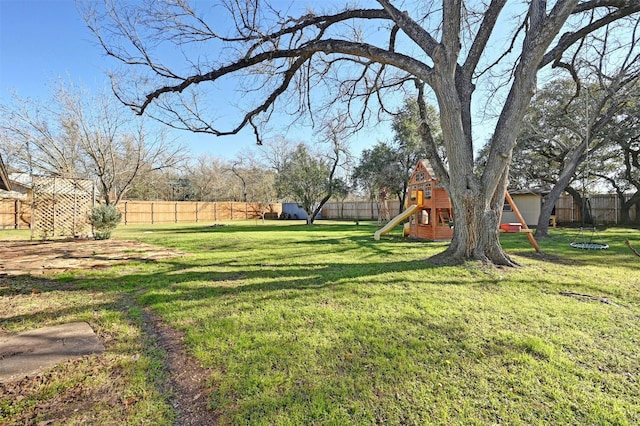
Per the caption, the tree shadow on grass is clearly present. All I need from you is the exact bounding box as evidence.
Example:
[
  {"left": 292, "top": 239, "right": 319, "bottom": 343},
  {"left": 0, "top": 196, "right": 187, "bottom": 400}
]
[
  {"left": 4, "top": 247, "right": 634, "bottom": 424},
  {"left": 0, "top": 253, "right": 462, "bottom": 327},
  {"left": 134, "top": 222, "right": 371, "bottom": 235},
  {"left": 511, "top": 251, "right": 583, "bottom": 266}
]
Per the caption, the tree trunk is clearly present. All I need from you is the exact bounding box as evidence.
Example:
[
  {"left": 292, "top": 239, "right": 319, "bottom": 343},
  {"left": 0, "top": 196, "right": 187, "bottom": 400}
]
[
  {"left": 433, "top": 190, "right": 514, "bottom": 266},
  {"left": 621, "top": 192, "right": 640, "bottom": 225},
  {"left": 565, "top": 187, "right": 593, "bottom": 224},
  {"left": 399, "top": 180, "right": 410, "bottom": 215},
  {"left": 535, "top": 194, "right": 554, "bottom": 239},
  {"left": 536, "top": 185, "right": 567, "bottom": 239},
  {"left": 431, "top": 169, "right": 515, "bottom": 266},
  {"left": 619, "top": 193, "right": 631, "bottom": 224},
  {"left": 535, "top": 136, "right": 589, "bottom": 237},
  {"left": 399, "top": 190, "right": 407, "bottom": 215},
  {"left": 307, "top": 192, "right": 333, "bottom": 225}
]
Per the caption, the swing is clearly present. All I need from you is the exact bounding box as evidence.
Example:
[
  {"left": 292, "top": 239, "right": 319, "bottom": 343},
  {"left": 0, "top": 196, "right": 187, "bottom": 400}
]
[
  {"left": 569, "top": 200, "right": 608, "bottom": 250},
  {"left": 567, "top": 93, "right": 609, "bottom": 251},
  {"left": 570, "top": 227, "right": 609, "bottom": 250}
]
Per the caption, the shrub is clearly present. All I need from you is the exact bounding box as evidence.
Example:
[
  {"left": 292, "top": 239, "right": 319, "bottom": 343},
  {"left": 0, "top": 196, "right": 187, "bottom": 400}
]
[{"left": 88, "top": 204, "right": 122, "bottom": 240}]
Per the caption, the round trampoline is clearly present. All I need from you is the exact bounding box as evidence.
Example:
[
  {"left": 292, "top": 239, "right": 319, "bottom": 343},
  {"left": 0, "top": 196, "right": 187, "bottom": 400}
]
[{"left": 569, "top": 242, "right": 609, "bottom": 250}]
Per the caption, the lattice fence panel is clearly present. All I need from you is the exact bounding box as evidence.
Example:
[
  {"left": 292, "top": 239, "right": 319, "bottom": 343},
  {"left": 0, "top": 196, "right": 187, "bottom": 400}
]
[{"left": 31, "top": 176, "right": 95, "bottom": 239}]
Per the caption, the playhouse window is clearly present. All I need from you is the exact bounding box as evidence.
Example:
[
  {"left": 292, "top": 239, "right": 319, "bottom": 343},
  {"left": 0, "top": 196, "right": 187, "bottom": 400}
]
[
  {"left": 503, "top": 201, "right": 512, "bottom": 212},
  {"left": 424, "top": 183, "right": 432, "bottom": 198}
]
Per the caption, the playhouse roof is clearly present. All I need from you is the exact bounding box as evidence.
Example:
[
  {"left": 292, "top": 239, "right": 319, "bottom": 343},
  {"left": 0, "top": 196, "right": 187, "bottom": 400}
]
[{"left": 409, "top": 159, "right": 437, "bottom": 183}]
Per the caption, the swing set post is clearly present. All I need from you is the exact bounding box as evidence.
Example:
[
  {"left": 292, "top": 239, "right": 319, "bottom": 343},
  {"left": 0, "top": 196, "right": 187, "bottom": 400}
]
[{"left": 504, "top": 192, "right": 540, "bottom": 253}]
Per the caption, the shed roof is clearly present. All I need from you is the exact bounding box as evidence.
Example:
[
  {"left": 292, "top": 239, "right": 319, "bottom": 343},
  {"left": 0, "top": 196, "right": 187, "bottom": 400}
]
[
  {"left": 8, "top": 173, "right": 32, "bottom": 188},
  {"left": 0, "top": 155, "right": 10, "bottom": 191},
  {"left": 508, "top": 188, "right": 549, "bottom": 196}
]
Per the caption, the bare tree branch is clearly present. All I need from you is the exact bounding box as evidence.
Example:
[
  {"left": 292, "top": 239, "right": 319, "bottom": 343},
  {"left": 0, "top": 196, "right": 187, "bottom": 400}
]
[
  {"left": 377, "top": 0, "right": 440, "bottom": 57},
  {"left": 541, "top": 2, "right": 640, "bottom": 68},
  {"left": 461, "top": 0, "right": 507, "bottom": 78}
]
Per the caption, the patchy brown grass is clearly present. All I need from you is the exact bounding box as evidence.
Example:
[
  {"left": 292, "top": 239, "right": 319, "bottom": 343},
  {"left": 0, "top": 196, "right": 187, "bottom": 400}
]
[
  {"left": 0, "top": 238, "right": 217, "bottom": 425},
  {"left": 0, "top": 238, "right": 185, "bottom": 276}
]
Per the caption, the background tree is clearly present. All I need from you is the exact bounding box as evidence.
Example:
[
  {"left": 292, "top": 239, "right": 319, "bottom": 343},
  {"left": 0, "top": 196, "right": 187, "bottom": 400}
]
[
  {"left": 353, "top": 142, "right": 402, "bottom": 202},
  {"left": 276, "top": 135, "right": 348, "bottom": 225},
  {"left": 84, "top": 0, "right": 640, "bottom": 265},
  {"left": 594, "top": 85, "right": 640, "bottom": 224},
  {"left": 503, "top": 79, "right": 609, "bottom": 229},
  {"left": 245, "top": 166, "right": 279, "bottom": 221},
  {"left": 124, "top": 165, "right": 175, "bottom": 200},
  {"left": 228, "top": 151, "right": 279, "bottom": 217},
  {"left": 534, "top": 40, "right": 639, "bottom": 236},
  {"left": 507, "top": 37, "right": 639, "bottom": 238},
  {"left": 0, "top": 82, "right": 186, "bottom": 205},
  {"left": 259, "top": 137, "right": 296, "bottom": 175},
  {"left": 184, "top": 154, "right": 235, "bottom": 201},
  {"left": 353, "top": 98, "right": 439, "bottom": 213}
]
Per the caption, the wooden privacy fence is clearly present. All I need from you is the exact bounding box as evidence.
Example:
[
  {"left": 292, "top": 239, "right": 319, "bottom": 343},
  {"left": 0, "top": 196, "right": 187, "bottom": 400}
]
[
  {"left": 321, "top": 200, "right": 402, "bottom": 221},
  {"left": 554, "top": 194, "right": 637, "bottom": 224},
  {"left": 117, "top": 201, "right": 281, "bottom": 225},
  {"left": 2, "top": 195, "right": 636, "bottom": 228},
  {"left": 0, "top": 200, "right": 282, "bottom": 229},
  {"left": 322, "top": 194, "right": 637, "bottom": 225},
  {"left": 0, "top": 199, "right": 30, "bottom": 229}
]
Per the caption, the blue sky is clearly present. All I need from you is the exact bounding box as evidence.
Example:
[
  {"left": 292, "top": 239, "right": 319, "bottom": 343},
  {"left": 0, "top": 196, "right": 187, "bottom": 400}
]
[
  {"left": 0, "top": 0, "right": 392, "bottom": 161},
  {"left": 0, "top": 1, "right": 106, "bottom": 97}
]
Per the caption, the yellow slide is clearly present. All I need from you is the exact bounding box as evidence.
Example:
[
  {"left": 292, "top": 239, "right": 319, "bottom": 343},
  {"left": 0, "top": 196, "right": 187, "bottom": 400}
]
[{"left": 374, "top": 204, "right": 419, "bottom": 240}]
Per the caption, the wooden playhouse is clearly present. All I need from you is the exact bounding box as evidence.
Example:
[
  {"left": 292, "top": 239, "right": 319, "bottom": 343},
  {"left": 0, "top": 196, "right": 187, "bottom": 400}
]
[{"left": 406, "top": 159, "right": 454, "bottom": 241}]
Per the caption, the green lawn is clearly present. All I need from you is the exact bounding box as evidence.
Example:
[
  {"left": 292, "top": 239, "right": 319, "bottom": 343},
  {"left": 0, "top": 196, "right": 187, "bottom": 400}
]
[{"left": 2, "top": 221, "right": 640, "bottom": 425}]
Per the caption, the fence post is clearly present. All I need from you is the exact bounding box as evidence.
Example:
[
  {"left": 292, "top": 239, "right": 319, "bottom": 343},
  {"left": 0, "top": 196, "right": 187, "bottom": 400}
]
[
  {"left": 214, "top": 202, "right": 217, "bottom": 221},
  {"left": 245, "top": 202, "right": 248, "bottom": 219},
  {"left": 195, "top": 202, "right": 199, "bottom": 223},
  {"left": 571, "top": 201, "right": 574, "bottom": 223},
  {"left": 175, "top": 202, "right": 178, "bottom": 223},
  {"left": 52, "top": 177, "right": 57, "bottom": 235},
  {"left": 151, "top": 202, "right": 155, "bottom": 224},
  {"left": 124, "top": 201, "right": 128, "bottom": 225},
  {"left": 14, "top": 199, "right": 19, "bottom": 229},
  {"left": 231, "top": 202, "right": 234, "bottom": 220}
]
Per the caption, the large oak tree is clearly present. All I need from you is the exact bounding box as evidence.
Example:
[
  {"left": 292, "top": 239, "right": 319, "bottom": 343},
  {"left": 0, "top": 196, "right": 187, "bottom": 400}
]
[
  {"left": 84, "top": 0, "right": 640, "bottom": 265},
  {"left": 596, "top": 83, "right": 640, "bottom": 224}
]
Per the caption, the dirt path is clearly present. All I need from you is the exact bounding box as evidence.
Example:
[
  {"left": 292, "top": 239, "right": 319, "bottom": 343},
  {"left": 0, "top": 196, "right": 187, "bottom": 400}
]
[{"left": 140, "top": 308, "right": 219, "bottom": 425}]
